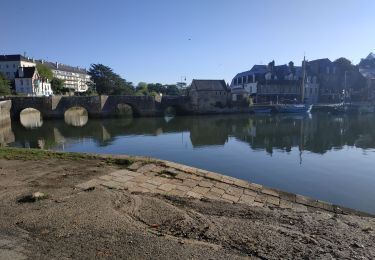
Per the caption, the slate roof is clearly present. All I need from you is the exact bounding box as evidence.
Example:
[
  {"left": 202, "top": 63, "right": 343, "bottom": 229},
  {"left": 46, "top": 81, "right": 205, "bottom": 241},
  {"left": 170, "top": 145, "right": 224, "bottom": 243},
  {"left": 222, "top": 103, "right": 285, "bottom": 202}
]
[
  {"left": 35, "top": 60, "right": 87, "bottom": 74},
  {"left": 0, "top": 54, "right": 33, "bottom": 62},
  {"left": 359, "top": 68, "right": 375, "bottom": 79},
  {"left": 15, "top": 67, "right": 37, "bottom": 79},
  {"left": 191, "top": 80, "right": 228, "bottom": 91},
  {"left": 366, "top": 52, "right": 375, "bottom": 60}
]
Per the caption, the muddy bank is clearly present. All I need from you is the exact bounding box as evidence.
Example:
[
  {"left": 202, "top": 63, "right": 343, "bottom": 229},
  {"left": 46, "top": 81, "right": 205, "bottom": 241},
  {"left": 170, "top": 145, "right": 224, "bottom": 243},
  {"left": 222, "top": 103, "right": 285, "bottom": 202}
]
[{"left": 0, "top": 150, "right": 374, "bottom": 259}]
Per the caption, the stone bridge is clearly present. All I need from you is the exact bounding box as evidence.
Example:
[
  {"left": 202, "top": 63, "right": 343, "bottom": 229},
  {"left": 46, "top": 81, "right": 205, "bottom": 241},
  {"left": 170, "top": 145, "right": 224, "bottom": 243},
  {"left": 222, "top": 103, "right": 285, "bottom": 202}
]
[{"left": 0, "top": 95, "right": 192, "bottom": 119}]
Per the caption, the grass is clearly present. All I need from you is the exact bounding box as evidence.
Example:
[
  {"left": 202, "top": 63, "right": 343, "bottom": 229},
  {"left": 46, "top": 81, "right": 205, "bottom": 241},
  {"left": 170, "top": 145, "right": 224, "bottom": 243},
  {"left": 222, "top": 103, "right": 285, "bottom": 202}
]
[{"left": 0, "top": 147, "right": 134, "bottom": 167}]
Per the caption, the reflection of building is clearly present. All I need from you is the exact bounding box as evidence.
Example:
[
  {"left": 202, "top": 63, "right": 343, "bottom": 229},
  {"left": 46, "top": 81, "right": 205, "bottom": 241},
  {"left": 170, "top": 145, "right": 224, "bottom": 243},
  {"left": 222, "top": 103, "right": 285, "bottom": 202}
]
[
  {"left": 0, "top": 118, "right": 15, "bottom": 146},
  {"left": 15, "top": 67, "right": 52, "bottom": 96},
  {"left": 188, "top": 80, "right": 230, "bottom": 110}
]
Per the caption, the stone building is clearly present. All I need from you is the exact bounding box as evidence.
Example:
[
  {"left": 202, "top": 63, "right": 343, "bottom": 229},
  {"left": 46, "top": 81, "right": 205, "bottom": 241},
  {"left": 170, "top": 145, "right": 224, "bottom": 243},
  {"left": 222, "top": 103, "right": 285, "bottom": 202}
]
[
  {"left": 188, "top": 80, "right": 229, "bottom": 111},
  {"left": 231, "top": 61, "right": 319, "bottom": 104},
  {"left": 14, "top": 67, "right": 53, "bottom": 96},
  {"left": 359, "top": 52, "right": 375, "bottom": 101}
]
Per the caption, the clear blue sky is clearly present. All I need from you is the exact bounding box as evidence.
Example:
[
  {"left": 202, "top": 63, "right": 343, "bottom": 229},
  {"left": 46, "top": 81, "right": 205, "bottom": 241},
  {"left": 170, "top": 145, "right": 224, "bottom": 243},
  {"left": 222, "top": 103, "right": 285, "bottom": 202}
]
[{"left": 1, "top": 0, "right": 374, "bottom": 85}]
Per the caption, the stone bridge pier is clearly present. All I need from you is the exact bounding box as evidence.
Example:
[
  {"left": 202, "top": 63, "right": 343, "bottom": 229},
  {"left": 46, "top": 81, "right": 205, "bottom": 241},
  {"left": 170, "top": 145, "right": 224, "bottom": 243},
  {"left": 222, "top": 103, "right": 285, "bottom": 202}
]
[{"left": 0, "top": 95, "right": 192, "bottom": 120}]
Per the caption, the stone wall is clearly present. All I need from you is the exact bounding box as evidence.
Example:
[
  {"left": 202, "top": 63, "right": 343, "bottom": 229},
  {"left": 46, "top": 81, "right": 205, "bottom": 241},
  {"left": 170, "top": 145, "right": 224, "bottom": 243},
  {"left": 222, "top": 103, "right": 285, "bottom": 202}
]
[{"left": 0, "top": 100, "right": 11, "bottom": 123}]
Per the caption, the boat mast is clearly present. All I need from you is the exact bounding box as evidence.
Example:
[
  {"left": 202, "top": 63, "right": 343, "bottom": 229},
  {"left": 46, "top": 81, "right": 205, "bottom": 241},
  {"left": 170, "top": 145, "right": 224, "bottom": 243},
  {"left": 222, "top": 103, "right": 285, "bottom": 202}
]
[{"left": 301, "top": 56, "right": 306, "bottom": 103}]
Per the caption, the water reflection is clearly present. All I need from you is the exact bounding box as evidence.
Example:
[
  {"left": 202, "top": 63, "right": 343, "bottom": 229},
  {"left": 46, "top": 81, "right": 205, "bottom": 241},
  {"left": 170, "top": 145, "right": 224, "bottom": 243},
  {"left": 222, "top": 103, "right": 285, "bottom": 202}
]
[
  {"left": 0, "top": 118, "right": 14, "bottom": 146},
  {"left": 64, "top": 107, "right": 89, "bottom": 127},
  {"left": 7, "top": 112, "right": 375, "bottom": 153},
  {"left": 20, "top": 108, "right": 43, "bottom": 129}
]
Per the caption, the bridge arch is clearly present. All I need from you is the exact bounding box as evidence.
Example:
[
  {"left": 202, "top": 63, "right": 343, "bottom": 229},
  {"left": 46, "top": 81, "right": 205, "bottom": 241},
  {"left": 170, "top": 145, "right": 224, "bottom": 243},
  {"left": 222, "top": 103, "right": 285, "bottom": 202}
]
[
  {"left": 113, "top": 102, "right": 139, "bottom": 117},
  {"left": 64, "top": 106, "right": 89, "bottom": 127},
  {"left": 19, "top": 108, "right": 43, "bottom": 128}
]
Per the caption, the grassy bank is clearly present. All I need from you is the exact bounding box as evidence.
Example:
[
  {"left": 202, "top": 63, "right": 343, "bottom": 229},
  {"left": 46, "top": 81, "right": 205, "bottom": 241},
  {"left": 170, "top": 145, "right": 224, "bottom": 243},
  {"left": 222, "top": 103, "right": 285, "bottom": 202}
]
[{"left": 0, "top": 147, "right": 134, "bottom": 167}]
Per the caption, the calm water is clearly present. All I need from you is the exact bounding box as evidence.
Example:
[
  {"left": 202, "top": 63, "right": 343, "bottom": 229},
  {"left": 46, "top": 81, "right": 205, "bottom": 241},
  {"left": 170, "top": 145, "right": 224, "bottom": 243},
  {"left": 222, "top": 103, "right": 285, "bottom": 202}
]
[{"left": 2, "top": 108, "right": 375, "bottom": 213}]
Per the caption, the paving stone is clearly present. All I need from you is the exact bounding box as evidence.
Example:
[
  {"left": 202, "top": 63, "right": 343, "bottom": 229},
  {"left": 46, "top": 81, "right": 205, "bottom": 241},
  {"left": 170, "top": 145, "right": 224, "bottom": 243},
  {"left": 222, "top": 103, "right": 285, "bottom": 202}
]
[
  {"left": 222, "top": 193, "right": 240, "bottom": 203},
  {"left": 214, "top": 182, "right": 231, "bottom": 190},
  {"left": 234, "top": 179, "right": 251, "bottom": 189},
  {"left": 296, "top": 195, "right": 319, "bottom": 207},
  {"left": 261, "top": 188, "right": 280, "bottom": 197},
  {"left": 124, "top": 171, "right": 142, "bottom": 177},
  {"left": 279, "top": 191, "right": 296, "bottom": 202},
  {"left": 239, "top": 194, "right": 255, "bottom": 205},
  {"left": 190, "top": 175, "right": 203, "bottom": 181},
  {"left": 210, "top": 187, "right": 225, "bottom": 195},
  {"left": 205, "top": 171, "right": 223, "bottom": 181},
  {"left": 112, "top": 175, "right": 134, "bottom": 183},
  {"left": 175, "top": 185, "right": 191, "bottom": 192},
  {"left": 251, "top": 201, "right": 264, "bottom": 207},
  {"left": 109, "top": 170, "right": 127, "bottom": 177},
  {"left": 175, "top": 172, "right": 191, "bottom": 180},
  {"left": 266, "top": 196, "right": 280, "bottom": 206},
  {"left": 198, "top": 181, "right": 214, "bottom": 188},
  {"left": 139, "top": 182, "right": 158, "bottom": 190},
  {"left": 120, "top": 181, "right": 138, "bottom": 189},
  {"left": 167, "top": 189, "right": 187, "bottom": 197},
  {"left": 255, "top": 194, "right": 267, "bottom": 203},
  {"left": 244, "top": 189, "right": 258, "bottom": 197},
  {"left": 191, "top": 186, "right": 210, "bottom": 195},
  {"left": 203, "top": 192, "right": 222, "bottom": 200},
  {"left": 186, "top": 191, "right": 203, "bottom": 199},
  {"left": 137, "top": 164, "right": 157, "bottom": 173},
  {"left": 280, "top": 199, "right": 294, "bottom": 209},
  {"left": 226, "top": 186, "right": 244, "bottom": 197},
  {"left": 292, "top": 203, "right": 308, "bottom": 212},
  {"left": 101, "top": 180, "right": 124, "bottom": 190},
  {"left": 132, "top": 176, "right": 150, "bottom": 183},
  {"left": 128, "top": 186, "right": 150, "bottom": 193},
  {"left": 98, "top": 175, "right": 113, "bottom": 181},
  {"left": 146, "top": 178, "right": 163, "bottom": 186},
  {"left": 248, "top": 182, "right": 263, "bottom": 191},
  {"left": 221, "top": 176, "right": 236, "bottom": 184},
  {"left": 183, "top": 179, "right": 198, "bottom": 188},
  {"left": 158, "top": 183, "right": 177, "bottom": 192}
]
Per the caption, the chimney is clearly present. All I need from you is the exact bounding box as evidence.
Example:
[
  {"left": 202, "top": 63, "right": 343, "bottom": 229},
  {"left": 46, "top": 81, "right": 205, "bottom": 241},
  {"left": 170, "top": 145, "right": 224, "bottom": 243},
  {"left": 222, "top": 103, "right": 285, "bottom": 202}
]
[{"left": 19, "top": 67, "right": 24, "bottom": 78}]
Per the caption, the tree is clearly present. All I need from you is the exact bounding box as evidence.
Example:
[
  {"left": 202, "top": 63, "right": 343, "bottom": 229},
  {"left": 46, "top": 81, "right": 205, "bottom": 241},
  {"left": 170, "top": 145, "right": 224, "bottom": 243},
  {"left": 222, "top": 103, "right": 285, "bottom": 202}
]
[
  {"left": 51, "top": 77, "right": 68, "bottom": 95},
  {"left": 334, "top": 57, "right": 353, "bottom": 72},
  {"left": 88, "top": 64, "right": 134, "bottom": 95},
  {"left": 0, "top": 73, "right": 11, "bottom": 96},
  {"left": 36, "top": 64, "right": 53, "bottom": 81}
]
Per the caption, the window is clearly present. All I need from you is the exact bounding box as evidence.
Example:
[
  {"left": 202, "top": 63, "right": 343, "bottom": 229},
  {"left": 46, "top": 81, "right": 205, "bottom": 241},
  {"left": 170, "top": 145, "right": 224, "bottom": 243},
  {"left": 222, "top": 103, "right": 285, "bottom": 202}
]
[
  {"left": 21, "top": 79, "right": 23, "bottom": 85},
  {"left": 13, "top": 64, "right": 15, "bottom": 68},
  {"left": 6, "top": 64, "right": 9, "bottom": 68}
]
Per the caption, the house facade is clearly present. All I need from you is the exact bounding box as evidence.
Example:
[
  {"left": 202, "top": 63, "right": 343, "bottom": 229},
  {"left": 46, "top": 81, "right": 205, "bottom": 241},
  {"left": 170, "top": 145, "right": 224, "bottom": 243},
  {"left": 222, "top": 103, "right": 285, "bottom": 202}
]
[
  {"left": 231, "top": 61, "right": 320, "bottom": 104},
  {"left": 35, "top": 60, "right": 90, "bottom": 92},
  {"left": 359, "top": 52, "right": 375, "bottom": 101},
  {"left": 15, "top": 67, "right": 53, "bottom": 96},
  {"left": 0, "top": 55, "right": 35, "bottom": 80},
  {"left": 0, "top": 55, "right": 90, "bottom": 93},
  {"left": 188, "top": 80, "right": 229, "bottom": 110}
]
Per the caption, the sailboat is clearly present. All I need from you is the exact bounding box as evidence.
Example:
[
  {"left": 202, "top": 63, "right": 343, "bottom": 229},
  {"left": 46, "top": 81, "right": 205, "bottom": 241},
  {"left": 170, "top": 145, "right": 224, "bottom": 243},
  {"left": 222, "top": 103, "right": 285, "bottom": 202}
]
[{"left": 275, "top": 56, "right": 312, "bottom": 113}]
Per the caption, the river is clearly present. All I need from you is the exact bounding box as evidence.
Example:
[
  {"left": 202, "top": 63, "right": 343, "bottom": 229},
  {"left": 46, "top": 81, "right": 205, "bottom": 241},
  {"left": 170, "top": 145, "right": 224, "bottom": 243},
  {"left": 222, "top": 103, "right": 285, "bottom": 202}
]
[{"left": 2, "top": 108, "right": 375, "bottom": 213}]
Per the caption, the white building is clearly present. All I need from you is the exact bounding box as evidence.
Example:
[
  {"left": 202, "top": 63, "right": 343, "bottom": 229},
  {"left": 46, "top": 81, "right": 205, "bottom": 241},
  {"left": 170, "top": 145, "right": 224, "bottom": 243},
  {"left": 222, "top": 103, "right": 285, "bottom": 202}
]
[
  {"left": 15, "top": 67, "right": 53, "bottom": 96},
  {"left": 35, "top": 60, "right": 90, "bottom": 92},
  {"left": 0, "top": 54, "right": 90, "bottom": 93},
  {"left": 0, "top": 55, "right": 35, "bottom": 79}
]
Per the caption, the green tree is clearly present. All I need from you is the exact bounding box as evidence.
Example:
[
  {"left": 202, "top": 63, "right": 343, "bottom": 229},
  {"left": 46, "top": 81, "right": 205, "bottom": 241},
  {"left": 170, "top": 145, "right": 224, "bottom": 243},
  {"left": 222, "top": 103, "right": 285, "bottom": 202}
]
[
  {"left": 0, "top": 73, "right": 11, "bottom": 96},
  {"left": 36, "top": 64, "right": 53, "bottom": 81},
  {"left": 334, "top": 57, "right": 353, "bottom": 72},
  {"left": 51, "top": 77, "right": 68, "bottom": 95},
  {"left": 88, "top": 64, "right": 134, "bottom": 95}
]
